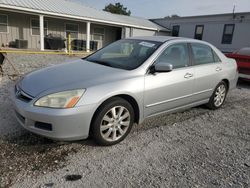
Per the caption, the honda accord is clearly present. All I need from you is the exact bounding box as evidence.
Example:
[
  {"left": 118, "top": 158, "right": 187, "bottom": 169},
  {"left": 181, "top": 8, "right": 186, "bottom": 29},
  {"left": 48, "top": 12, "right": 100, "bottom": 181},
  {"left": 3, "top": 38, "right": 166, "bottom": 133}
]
[{"left": 13, "top": 36, "right": 238, "bottom": 145}]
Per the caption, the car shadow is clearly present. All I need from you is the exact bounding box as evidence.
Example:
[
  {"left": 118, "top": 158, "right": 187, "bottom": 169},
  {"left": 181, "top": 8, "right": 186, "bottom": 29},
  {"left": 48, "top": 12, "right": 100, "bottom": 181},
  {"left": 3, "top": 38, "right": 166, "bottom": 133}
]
[{"left": 237, "top": 79, "right": 250, "bottom": 89}]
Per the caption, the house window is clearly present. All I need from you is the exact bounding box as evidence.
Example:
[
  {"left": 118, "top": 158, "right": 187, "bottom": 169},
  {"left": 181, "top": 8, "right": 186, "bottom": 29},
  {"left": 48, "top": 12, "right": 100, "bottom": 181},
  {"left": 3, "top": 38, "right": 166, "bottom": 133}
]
[
  {"left": 0, "top": 14, "right": 8, "bottom": 33},
  {"left": 66, "top": 23, "right": 79, "bottom": 39},
  {"left": 93, "top": 27, "right": 104, "bottom": 41},
  {"left": 222, "top": 24, "right": 235, "bottom": 44},
  {"left": 31, "top": 19, "right": 48, "bottom": 36},
  {"left": 194, "top": 25, "right": 204, "bottom": 40},
  {"left": 172, "top": 25, "right": 180, "bottom": 37}
]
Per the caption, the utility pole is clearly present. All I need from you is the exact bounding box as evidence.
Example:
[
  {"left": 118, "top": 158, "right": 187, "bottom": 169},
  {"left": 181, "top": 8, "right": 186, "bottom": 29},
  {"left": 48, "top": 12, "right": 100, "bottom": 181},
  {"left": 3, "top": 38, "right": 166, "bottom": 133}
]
[{"left": 233, "top": 5, "right": 236, "bottom": 19}]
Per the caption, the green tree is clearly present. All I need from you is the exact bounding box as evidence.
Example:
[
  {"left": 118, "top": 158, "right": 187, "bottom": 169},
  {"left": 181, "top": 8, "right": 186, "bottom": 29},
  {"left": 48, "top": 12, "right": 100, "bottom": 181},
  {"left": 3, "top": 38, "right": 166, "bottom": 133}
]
[
  {"left": 103, "top": 3, "right": 131, "bottom": 16},
  {"left": 165, "top": 14, "right": 180, "bottom": 18}
]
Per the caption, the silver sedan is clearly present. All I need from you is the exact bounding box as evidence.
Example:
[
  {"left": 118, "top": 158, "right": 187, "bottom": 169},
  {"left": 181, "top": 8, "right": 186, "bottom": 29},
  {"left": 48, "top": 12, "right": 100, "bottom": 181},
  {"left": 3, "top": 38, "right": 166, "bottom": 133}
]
[{"left": 13, "top": 36, "right": 238, "bottom": 145}]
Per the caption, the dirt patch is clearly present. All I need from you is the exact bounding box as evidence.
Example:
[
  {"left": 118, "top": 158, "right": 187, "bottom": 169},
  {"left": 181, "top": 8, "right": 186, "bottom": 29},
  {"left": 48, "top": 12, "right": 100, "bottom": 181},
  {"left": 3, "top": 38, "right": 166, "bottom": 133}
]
[
  {"left": 0, "top": 53, "right": 249, "bottom": 187},
  {"left": 0, "top": 53, "right": 80, "bottom": 187},
  {"left": 0, "top": 132, "right": 83, "bottom": 187}
]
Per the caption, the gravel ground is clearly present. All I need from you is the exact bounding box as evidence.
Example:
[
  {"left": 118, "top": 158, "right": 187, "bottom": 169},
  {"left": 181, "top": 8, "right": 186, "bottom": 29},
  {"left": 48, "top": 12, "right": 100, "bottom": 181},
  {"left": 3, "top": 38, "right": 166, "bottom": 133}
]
[{"left": 0, "top": 54, "right": 249, "bottom": 187}]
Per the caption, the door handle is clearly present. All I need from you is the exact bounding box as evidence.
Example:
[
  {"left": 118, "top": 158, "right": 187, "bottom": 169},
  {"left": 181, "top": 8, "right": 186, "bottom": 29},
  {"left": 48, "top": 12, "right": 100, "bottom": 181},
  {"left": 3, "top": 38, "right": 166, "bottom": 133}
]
[
  {"left": 184, "top": 73, "right": 193, "bottom": 79},
  {"left": 216, "top": 67, "right": 222, "bottom": 72}
]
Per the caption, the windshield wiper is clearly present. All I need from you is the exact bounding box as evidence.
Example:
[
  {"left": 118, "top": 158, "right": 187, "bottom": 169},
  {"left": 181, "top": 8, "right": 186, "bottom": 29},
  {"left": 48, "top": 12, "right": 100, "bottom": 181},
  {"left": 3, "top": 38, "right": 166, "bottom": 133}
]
[{"left": 87, "top": 59, "right": 113, "bottom": 68}]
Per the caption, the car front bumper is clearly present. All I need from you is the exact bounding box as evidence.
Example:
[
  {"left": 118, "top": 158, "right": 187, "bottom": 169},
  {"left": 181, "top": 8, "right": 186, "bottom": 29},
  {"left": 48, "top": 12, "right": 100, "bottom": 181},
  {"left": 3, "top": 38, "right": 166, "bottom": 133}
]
[
  {"left": 12, "top": 91, "right": 97, "bottom": 141},
  {"left": 239, "top": 73, "right": 250, "bottom": 79}
]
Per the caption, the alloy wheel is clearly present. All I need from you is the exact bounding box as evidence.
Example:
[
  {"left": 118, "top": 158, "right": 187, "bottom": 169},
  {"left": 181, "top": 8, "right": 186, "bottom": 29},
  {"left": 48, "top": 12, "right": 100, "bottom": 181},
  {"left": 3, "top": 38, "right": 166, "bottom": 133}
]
[
  {"left": 214, "top": 84, "right": 226, "bottom": 107},
  {"left": 100, "top": 106, "right": 131, "bottom": 142}
]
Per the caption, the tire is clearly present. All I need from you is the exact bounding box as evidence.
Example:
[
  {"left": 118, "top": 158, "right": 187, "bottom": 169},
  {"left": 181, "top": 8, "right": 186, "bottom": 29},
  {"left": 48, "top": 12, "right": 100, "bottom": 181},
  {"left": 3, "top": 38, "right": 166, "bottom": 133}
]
[
  {"left": 91, "top": 97, "right": 134, "bottom": 146},
  {"left": 207, "top": 81, "right": 228, "bottom": 110}
]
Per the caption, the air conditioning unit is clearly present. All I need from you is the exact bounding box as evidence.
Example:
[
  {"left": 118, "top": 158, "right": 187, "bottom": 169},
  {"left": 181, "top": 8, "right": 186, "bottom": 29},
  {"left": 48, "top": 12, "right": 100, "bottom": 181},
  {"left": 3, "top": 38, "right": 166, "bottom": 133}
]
[{"left": 15, "top": 39, "right": 28, "bottom": 49}]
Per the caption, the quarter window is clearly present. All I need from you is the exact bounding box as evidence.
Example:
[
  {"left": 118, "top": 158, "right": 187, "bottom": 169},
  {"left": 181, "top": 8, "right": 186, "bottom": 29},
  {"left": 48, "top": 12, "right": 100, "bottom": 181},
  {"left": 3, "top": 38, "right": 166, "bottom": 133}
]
[
  {"left": 155, "top": 43, "right": 190, "bottom": 69},
  {"left": 191, "top": 43, "right": 220, "bottom": 65},
  {"left": 222, "top": 24, "right": 235, "bottom": 44},
  {"left": 194, "top": 25, "right": 204, "bottom": 40},
  {"left": 31, "top": 19, "right": 48, "bottom": 36},
  {"left": 172, "top": 25, "right": 180, "bottom": 37},
  {"left": 66, "top": 23, "right": 79, "bottom": 39},
  {"left": 0, "top": 14, "right": 8, "bottom": 33},
  {"left": 213, "top": 50, "right": 222, "bottom": 62}
]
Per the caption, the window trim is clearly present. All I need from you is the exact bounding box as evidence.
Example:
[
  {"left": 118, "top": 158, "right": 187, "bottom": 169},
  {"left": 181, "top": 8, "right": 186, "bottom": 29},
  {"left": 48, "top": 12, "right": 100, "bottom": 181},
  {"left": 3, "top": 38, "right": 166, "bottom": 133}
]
[
  {"left": 172, "top": 25, "right": 180, "bottom": 37},
  {"left": 0, "top": 14, "right": 8, "bottom": 34},
  {"left": 65, "top": 23, "right": 79, "bottom": 39},
  {"left": 30, "top": 18, "right": 48, "bottom": 36},
  {"left": 194, "top": 25, "right": 204, "bottom": 40},
  {"left": 221, "top": 24, "right": 235, "bottom": 44}
]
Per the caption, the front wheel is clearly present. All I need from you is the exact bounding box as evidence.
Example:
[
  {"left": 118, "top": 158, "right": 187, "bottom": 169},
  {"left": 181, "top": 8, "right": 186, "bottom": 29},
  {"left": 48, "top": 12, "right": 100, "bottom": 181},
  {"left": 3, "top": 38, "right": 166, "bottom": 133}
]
[
  {"left": 91, "top": 97, "right": 134, "bottom": 146},
  {"left": 207, "top": 81, "right": 228, "bottom": 110}
]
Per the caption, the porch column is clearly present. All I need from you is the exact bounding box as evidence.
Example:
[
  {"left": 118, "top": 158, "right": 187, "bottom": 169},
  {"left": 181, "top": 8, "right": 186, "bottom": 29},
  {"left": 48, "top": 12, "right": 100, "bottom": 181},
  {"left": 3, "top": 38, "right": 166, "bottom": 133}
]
[
  {"left": 39, "top": 15, "right": 44, "bottom": 51},
  {"left": 86, "top": 21, "right": 91, "bottom": 52},
  {"left": 130, "top": 27, "right": 133, "bottom": 37}
]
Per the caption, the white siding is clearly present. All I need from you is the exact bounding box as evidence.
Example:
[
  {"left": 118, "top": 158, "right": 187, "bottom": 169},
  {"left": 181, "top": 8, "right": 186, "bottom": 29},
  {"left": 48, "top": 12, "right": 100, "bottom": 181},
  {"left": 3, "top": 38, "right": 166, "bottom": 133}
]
[
  {"left": 0, "top": 10, "right": 122, "bottom": 50},
  {"left": 153, "top": 13, "right": 250, "bottom": 52},
  {"left": 132, "top": 28, "right": 156, "bottom": 37}
]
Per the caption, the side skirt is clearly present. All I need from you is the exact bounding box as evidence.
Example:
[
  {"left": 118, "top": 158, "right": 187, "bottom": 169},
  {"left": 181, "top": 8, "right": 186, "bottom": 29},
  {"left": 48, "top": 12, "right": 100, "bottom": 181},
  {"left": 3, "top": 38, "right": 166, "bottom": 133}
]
[{"left": 144, "top": 99, "right": 209, "bottom": 121}]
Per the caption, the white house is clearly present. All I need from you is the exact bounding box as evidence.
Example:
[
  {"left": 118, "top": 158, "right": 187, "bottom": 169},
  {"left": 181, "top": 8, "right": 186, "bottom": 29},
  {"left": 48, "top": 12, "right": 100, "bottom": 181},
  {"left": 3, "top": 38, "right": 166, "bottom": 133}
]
[
  {"left": 152, "top": 12, "right": 250, "bottom": 53},
  {"left": 0, "top": 0, "right": 169, "bottom": 51}
]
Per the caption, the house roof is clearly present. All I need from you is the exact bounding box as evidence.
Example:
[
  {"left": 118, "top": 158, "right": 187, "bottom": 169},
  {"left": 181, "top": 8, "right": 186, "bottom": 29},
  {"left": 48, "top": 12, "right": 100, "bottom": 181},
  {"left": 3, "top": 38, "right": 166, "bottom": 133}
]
[
  {"left": 0, "top": 0, "right": 166, "bottom": 31},
  {"left": 152, "top": 11, "right": 250, "bottom": 21}
]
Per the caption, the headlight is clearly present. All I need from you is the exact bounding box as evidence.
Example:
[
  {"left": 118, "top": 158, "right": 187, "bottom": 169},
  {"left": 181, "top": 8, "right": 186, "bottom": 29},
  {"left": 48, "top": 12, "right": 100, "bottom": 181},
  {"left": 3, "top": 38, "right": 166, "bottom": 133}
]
[{"left": 34, "top": 89, "right": 85, "bottom": 108}]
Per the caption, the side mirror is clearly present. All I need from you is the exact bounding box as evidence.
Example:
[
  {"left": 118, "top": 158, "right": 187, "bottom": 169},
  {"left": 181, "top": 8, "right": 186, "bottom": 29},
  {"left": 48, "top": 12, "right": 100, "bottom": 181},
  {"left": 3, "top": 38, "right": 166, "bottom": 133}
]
[{"left": 151, "top": 62, "right": 173, "bottom": 73}]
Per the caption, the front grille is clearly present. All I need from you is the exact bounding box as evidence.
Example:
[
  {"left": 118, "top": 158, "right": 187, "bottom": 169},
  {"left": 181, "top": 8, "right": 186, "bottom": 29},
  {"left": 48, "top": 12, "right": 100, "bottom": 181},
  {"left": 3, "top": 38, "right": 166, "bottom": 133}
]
[
  {"left": 15, "top": 85, "right": 33, "bottom": 102},
  {"left": 15, "top": 111, "right": 25, "bottom": 124}
]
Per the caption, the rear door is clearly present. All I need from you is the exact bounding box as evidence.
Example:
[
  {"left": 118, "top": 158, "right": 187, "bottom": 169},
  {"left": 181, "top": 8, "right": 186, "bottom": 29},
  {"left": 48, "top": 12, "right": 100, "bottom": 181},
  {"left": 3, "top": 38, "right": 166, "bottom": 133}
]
[{"left": 190, "top": 43, "right": 223, "bottom": 102}]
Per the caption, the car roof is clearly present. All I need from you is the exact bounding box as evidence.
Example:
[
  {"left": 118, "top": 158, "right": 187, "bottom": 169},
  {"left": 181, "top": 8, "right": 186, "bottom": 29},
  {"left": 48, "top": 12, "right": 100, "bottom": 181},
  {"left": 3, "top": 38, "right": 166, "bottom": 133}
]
[
  {"left": 127, "top": 36, "right": 177, "bottom": 42},
  {"left": 127, "top": 36, "right": 204, "bottom": 43}
]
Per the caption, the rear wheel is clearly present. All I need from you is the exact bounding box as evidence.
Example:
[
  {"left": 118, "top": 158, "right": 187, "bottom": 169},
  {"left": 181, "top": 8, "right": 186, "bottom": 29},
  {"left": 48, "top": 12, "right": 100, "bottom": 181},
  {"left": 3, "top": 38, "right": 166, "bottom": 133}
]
[
  {"left": 91, "top": 97, "right": 134, "bottom": 146},
  {"left": 207, "top": 81, "right": 228, "bottom": 109}
]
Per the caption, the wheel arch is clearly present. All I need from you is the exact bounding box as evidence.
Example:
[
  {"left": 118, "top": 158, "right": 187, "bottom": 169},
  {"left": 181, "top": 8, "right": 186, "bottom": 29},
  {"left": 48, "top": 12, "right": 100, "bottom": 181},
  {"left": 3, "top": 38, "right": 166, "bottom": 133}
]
[
  {"left": 222, "top": 79, "right": 230, "bottom": 90},
  {"left": 90, "top": 94, "right": 140, "bottom": 131}
]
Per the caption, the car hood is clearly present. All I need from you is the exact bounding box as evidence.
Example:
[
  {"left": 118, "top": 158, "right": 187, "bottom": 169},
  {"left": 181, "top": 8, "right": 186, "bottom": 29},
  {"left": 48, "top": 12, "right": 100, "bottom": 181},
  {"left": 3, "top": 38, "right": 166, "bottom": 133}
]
[{"left": 19, "top": 59, "right": 130, "bottom": 97}]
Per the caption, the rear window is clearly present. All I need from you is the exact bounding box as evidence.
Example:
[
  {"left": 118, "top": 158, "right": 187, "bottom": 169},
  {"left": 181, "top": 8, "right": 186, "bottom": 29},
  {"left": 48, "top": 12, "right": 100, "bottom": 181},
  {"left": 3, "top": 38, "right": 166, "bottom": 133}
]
[{"left": 191, "top": 43, "right": 221, "bottom": 65}]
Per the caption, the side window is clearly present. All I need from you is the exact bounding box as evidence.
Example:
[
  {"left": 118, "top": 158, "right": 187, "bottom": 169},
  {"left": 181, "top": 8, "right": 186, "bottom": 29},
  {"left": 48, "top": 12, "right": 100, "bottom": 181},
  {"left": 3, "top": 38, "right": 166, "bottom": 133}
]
[
  {"left": 31, "top": 19, "right": 48, "bottom": 36},
  {"left": 194, "top": 25, "right": 204, "bottom": 40},
  {"left": 93, "top": 27, "right": 104, "bottom": 41},
  {"left": 172, "top": 25, "right": 180, "bottom": 37},
  {"left": 155, "top": 43, "right": 189, "bottom": 69},
  {"left": 65, "top": 23, "right": 79, "bottom": 39},
  {"left": 0, "top": 14, "right": 8, "bottom": 33},
  {"left": 191, "top": 43, "right": 217, "bottom": 65},
  {"left": 222, "top": 24, "right": 235, "bottom": 44}
]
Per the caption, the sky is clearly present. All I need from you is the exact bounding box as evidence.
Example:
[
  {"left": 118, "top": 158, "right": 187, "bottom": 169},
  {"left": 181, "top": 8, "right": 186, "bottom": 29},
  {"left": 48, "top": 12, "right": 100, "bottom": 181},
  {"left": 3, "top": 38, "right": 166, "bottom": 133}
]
[{"left": 74, "top": 0, "right": 250, "bottom": 18}]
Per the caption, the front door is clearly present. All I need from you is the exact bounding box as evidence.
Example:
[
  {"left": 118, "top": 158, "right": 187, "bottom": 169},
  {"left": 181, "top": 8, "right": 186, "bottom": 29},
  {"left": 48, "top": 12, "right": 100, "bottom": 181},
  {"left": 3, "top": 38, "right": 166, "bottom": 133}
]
[{"left": 144, "top": 43, "right": 195, "bottom": 117}]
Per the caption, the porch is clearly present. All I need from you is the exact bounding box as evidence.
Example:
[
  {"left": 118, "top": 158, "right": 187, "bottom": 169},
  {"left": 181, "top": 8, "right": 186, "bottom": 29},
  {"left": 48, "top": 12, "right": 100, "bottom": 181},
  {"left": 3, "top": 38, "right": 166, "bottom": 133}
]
[{"left": 0, "top": 9, "right": 123, "bottom": 52}]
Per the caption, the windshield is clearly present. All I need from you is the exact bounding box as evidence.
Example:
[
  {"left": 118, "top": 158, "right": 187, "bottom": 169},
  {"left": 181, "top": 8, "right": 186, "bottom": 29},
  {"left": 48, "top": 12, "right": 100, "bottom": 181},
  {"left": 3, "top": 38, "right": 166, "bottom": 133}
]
[{"left": 85, "top": 39, "right": 162, "bottom": 70}]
